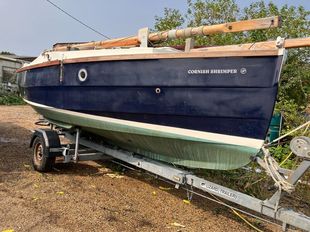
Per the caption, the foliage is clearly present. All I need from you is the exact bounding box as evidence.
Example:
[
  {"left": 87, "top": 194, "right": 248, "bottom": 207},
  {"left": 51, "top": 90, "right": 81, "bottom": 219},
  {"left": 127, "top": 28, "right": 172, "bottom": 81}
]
[
  {"left": 279, "top": 52, "right": 309, "bottom": 106},
  {"left": 0, "top": 51, "right": 15, "bottom": 55},
  {"left": 275, "top": 98, "right": 309, "bottom": 136},
  {"left": 0, "top": 91, "right": 25, "bottom": 105},
  {"left": 154, "top": 8, "right": 185, "bottom": 31},
  {"left": 154, "top": 0, "right": 310, "bottom": 199},
  {"left": 242, "top": 1, "right": 310, "bottom": 107},
  {"left": 269, "top": 144, "right": 295, "bottom": 168},
  {"left": 153, "top": 0, "right": 310, "bottom": 135},
  {"left": 186, "top": 0, "right": 241, "bottom": 46},
  {"left": 154, "top": 8, "right": 185, "bottom": 46},
  {"left": 153, "top": 0, "right": 310, "bottom": 106}
]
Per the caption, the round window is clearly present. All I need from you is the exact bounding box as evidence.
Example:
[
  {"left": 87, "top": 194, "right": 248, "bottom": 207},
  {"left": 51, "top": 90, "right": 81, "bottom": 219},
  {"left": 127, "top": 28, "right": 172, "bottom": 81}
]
[{"left": 78, "top": 69, "right": 88, "bottom": 82}]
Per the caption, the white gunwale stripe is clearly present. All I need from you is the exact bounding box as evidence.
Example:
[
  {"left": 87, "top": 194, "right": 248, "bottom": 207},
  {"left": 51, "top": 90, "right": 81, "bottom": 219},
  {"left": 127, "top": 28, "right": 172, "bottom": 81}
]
[{"left": 24, "top": 99, "right": 264, "bottom": 149}]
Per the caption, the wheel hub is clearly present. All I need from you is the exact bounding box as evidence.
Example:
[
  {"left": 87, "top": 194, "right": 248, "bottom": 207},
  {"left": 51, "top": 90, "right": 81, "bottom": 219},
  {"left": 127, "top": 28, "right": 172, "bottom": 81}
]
[{"left": 34, "top": 143, "right": 44, "bottom": 161}]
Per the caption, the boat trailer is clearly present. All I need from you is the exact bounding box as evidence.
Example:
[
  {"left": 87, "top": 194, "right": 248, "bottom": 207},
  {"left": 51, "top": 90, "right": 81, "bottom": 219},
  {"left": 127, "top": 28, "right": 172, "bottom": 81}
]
[{"left": 30, "top": 125, "right": 310, "bottom": 231}]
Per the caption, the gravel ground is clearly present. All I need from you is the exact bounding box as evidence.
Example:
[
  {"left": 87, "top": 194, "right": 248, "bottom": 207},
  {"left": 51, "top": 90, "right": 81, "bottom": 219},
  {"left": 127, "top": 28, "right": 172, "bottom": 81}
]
[{"left": 0, "top": 105, "right": 285, "bottom": 232}]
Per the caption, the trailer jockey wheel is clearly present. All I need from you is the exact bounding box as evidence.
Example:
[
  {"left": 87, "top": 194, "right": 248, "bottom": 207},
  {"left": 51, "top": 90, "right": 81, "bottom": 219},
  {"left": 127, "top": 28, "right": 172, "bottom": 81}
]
[
  {"left": 290, "top": 136, "right": 310, "bottom": 159},
  {"left": 32, "top": 135, "right": 56, "bottom": 172}
]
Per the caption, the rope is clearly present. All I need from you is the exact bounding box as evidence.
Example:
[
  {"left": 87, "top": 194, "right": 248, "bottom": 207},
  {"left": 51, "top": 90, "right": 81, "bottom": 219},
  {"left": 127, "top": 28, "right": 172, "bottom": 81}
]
[
  {"left": 231, "top": 208, "right": 264, "bottom": 232},
  {"left": 183, "top": 188, "right": 280, "bottom": 229},
  {"left": 267, "top": 120, "right": 310, "bottom": 146},
  {"left": 208, "top": 192, "right": 264, "bottom": 232},
  {"left": 143, "top": 168, "right": 281, "bottom": 230},
  {"left": 279, "top": 151, "right": 293, "bottom": 167},
  {"left": 278, "top": 121, "right": 309, "bottom": 167},
  {"left": 248, "top": 21, "right": 273, "bottom": 50},
  {"left": 262, "top": 147, "right": 295, "bottom": 193},
  {"left": 45, "top": 0, "right": 110, "bottom": 39}
]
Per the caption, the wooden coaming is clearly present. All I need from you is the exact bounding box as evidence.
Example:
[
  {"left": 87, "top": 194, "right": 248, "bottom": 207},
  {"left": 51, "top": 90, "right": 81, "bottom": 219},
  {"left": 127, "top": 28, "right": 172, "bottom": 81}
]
[
  {"left": 17, "top": 49, "right": 280, "bottom": 72},
  {"left": 17, "top": 60, "right": 60, "bottom": 73}
]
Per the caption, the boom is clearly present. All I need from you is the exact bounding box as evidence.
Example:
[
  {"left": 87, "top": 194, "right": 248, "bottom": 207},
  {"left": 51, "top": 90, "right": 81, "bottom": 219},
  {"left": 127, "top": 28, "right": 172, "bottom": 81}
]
[{"left": 53, "top": 16, "right": 281, "bottom": 51}]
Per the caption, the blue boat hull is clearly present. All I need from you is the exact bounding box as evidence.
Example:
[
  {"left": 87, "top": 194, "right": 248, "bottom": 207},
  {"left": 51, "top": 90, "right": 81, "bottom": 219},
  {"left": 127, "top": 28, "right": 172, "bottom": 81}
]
[
  {"left": 19, "top": 54, "right": 283, "bottom": 169},
  {"left": 20, "top": 56, "right": 282, "bottom": 140}
]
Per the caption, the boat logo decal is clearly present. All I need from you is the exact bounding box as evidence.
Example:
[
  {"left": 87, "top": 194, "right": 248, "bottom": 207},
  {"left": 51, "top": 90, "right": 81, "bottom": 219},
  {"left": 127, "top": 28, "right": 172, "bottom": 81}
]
[{"left": 240, "top": 68, "right": 247, "bottom": 75}]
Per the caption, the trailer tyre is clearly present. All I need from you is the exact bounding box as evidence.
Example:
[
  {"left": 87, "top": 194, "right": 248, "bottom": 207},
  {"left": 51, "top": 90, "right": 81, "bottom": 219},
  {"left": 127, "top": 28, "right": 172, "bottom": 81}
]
[{"left": 32, "top": 135, "right": 55, "bottom": 172}]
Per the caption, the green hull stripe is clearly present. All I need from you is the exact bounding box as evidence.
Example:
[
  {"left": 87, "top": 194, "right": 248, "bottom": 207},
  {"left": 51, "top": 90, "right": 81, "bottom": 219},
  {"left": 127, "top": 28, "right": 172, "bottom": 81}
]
[{"left": 32, "top": 105, "right": 259, "bottom": 170}]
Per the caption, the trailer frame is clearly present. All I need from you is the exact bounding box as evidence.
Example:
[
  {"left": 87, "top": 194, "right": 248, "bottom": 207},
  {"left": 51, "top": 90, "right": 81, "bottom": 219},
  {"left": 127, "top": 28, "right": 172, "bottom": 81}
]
[{"left": 30, "top": 125, "right": 310, "bottom": 231}]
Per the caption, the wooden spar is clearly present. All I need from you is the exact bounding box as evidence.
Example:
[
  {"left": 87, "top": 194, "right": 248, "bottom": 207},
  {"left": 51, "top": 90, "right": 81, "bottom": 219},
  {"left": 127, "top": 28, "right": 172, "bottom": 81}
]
[
  {"left": 53, "top": 16, "right": 281, "bottom": 51},
  {"left": 190, "top": 37, "right": 310, "bottom": 52},
  {"left": 18, "top": 37, "right": 310, "bottom": 73},
  {"left": 283, "top": 37, "right": 310, "bottom": 48},
  {"left": 53, "top": 37, "right": 140, "bottom": 51},
  {"left": 148, "top": 16, "right": 280, "bottom": 42}
]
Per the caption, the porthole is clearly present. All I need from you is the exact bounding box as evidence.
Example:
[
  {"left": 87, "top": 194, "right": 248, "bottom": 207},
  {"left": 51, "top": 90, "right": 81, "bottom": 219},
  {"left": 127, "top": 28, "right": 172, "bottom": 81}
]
[
  {"left": 78, "top": 69, "right": 88, "bottom": 82},
  {"left": 155, "top": 88, "right": 161, "bottom": 94}
]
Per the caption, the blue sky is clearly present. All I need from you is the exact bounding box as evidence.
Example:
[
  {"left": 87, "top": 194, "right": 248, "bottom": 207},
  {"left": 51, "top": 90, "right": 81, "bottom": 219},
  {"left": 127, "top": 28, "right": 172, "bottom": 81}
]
[{"left": 0, "top": 0, "right": 309, "bottom": 56}]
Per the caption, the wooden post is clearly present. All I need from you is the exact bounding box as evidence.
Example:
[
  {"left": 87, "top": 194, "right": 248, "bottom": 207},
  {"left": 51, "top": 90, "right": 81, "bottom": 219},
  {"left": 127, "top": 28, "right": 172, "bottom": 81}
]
[{"left": 185, "top": 38, "right": 195, "bottom": 52}]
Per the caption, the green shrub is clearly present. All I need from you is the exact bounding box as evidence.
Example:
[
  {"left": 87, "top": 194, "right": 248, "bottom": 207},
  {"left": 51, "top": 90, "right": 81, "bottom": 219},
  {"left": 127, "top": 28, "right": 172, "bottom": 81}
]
[{"left": 0, "top": 92, "right": 25, "bottom": 105}]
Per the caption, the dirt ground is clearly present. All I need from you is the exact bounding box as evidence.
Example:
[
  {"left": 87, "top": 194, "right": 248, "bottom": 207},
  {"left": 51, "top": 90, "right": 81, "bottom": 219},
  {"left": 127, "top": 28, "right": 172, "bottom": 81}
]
[{"left": 0, "top": 105, "right": 292, "bottom": 232}]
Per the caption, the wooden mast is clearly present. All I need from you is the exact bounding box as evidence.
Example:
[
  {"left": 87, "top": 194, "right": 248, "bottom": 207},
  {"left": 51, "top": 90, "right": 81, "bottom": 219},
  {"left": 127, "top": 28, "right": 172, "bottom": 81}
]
[{"left": 53, "top": 16, "right": 281, "bottom": 51}]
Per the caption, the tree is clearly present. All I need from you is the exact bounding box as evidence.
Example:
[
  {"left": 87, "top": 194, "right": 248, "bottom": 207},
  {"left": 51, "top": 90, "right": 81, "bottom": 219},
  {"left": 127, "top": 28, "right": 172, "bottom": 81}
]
[
  {"left": 154, "top": 8, "right": 184, "bottom": 31},
  {"left": 153, "top": 1, "right": 310, "bottom": 194},
  {"left": 0, "top": 51, "right": 15, "bottom": 55},
  {"left": 242, "top": 1, "right": 310, "bottom": 107},
  {"left": 153, "top": 0, "right": 310, "bottom": 107},
  {"left": 186, "top": 0, "right": 241, "bottom": 45},
  {"left": 154, "top": 8, "right": 185, "bottom": 46}
]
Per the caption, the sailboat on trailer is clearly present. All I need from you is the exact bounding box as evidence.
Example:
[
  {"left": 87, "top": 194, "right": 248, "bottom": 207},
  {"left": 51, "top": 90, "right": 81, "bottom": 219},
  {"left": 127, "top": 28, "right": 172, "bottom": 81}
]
[{"left": 17, "top": 16, "right": 310, "bottom": 170}]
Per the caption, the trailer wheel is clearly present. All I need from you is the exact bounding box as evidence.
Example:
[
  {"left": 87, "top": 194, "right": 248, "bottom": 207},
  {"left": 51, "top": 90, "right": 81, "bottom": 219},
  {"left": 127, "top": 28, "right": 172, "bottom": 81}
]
[{"left": 32, "top": 135, "right": 55, "bottom": 172}]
